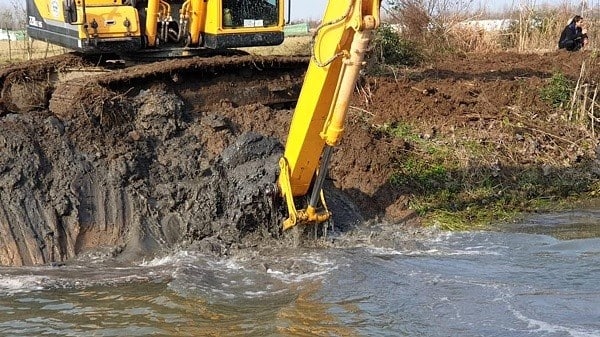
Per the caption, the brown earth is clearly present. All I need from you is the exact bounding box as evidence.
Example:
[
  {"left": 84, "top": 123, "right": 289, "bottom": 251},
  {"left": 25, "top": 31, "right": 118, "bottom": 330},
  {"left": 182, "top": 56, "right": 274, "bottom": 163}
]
[
  {"left": 336, "top": 50, "right": 600, "bottom": 220},
  {"left": 0, "top": 50, "right": 598, "bottom": 266}
]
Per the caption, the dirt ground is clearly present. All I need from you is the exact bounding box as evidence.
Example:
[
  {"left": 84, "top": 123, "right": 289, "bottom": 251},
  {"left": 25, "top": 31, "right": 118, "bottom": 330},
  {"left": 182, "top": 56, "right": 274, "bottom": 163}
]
[
  {"left": 0, "top": 50, "right": 598, "bottom": 266},
  {"left": 332, "top": 50, "right": 600, "bottom": 220}
]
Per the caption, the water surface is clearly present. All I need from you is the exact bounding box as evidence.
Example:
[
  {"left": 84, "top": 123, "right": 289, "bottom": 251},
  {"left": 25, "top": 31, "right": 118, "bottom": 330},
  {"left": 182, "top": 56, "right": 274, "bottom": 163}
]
[{"left": 1, "top": 209, "right": 599, "bottom": 336}]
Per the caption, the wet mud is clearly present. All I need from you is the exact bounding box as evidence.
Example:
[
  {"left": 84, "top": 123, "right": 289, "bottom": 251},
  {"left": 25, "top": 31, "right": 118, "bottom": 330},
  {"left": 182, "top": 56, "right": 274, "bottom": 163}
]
[
  {"left": 1, "top": 50, "right": 599, "bottom": 266},
  {"left": 0, "top": 86, "right": 295, "bottom": 266}
]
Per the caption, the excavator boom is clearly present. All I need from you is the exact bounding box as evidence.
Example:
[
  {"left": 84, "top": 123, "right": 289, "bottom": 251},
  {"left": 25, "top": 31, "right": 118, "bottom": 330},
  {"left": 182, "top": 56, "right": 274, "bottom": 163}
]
[{"left": 278, "top": 0, "right": 380, "bottom": 229}]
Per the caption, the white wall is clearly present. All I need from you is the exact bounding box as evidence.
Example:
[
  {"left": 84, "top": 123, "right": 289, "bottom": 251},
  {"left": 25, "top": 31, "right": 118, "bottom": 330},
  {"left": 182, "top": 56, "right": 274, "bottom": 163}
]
[{"left": 0, "top": 29, "right": 18, "bottom": 41}]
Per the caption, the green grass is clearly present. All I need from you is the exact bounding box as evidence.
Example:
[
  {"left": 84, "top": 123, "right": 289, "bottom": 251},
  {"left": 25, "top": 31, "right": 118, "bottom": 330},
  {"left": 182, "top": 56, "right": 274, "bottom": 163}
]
[
  {"left": 380, "top": 120, "right": 598, "bottom": 230},
  {"left": 540, "top": 72, "right": 574, "bottom": 109}
]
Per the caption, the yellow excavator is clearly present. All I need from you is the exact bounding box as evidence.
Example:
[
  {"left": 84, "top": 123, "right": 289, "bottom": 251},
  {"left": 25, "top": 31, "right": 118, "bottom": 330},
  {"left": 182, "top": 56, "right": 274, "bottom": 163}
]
[
  {"left": 23, "top": 0, "right": 381, "bottom": 230},
  {"left": 277, "top": 0, "right": 380, "bottom": 230},
  {"left": 26, "top": 0, "right": 286, "bottom": 56}
]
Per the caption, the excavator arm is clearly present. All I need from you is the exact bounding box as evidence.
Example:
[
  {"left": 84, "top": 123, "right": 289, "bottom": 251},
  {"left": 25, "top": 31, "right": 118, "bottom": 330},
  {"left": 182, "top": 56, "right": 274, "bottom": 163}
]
[{"left": 278, "top": 0, "right": 380, "bottom": 230}]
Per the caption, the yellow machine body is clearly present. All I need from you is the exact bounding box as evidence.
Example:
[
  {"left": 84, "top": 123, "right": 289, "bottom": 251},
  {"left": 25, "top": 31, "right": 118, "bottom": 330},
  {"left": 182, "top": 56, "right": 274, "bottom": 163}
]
[{"left": 26, "top": 0, "right": 285, "bottom": 53}]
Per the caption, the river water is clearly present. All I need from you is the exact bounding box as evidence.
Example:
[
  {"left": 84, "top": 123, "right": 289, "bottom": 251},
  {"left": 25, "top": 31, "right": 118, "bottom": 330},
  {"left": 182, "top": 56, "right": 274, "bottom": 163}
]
[{"left": 1, "top": 209, "right": 599, "bottom": 337}]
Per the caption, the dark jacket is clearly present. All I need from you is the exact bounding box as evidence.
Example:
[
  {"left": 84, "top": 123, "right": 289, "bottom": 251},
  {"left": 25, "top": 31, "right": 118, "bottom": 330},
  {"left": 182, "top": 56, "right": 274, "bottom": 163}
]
[{"left": 559, "top": 23, "right": 587, "bottom": 51}]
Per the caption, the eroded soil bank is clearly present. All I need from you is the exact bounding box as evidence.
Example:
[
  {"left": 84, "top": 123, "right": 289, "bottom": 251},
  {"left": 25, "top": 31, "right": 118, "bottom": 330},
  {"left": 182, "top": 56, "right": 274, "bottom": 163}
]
[{"left": 1, "top": 50, "right": 599, "bottom": 266}]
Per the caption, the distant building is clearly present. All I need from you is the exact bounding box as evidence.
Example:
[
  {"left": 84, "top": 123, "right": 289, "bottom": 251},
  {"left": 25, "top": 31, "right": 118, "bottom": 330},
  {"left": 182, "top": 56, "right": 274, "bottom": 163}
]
[
  {"left": 0, "top": 29, "right": 26, "bottom": 41},
  {"left": 458, "top": 19, "right": 515, "bottom": 32},
  {"left": 387, "top": 19, "right": 515, "bottom": 34},
  {"left": 284, "top": 23, "right": 309, "bottom": 36}
]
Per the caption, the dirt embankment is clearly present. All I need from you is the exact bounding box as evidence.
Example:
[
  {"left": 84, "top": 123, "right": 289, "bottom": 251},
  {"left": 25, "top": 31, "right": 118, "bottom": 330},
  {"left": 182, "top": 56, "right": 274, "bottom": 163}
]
[
  {"left": 0, "top": 86, "right": 293, "bottom": 266},
  {"left": 1, "top": 50, "right": 599, "bottom": 266}
]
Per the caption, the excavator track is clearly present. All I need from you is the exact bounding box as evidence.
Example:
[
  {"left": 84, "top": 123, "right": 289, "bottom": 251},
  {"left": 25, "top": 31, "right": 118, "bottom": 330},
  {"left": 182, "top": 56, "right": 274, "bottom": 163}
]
[
  {"left": 0, "top": 53, "right": 98, "bottom": 114},
  {"left": 0, "top": 53, "right": 309, "bottom": 120}
]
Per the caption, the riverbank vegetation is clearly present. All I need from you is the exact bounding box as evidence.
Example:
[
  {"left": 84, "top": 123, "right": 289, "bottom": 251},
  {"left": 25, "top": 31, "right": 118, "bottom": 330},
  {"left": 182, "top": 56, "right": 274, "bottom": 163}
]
[{"left": 362, "top": 1, "right": 600, "bottom": 229}]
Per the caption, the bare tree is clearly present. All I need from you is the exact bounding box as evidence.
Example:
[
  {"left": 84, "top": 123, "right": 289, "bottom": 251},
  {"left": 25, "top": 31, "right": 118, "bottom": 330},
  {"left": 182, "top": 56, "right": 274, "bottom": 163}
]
[
  {"left": 386, "top": 0, "right": 480, "bottom": 43},
  {"left": 9, "top": 0, "right": 34, "bottom": 59},
  {"left": 9, "top": 0, "right": 27, "bottom": 30},
  {"left": 0, "top": 5, "right": 16, "bottom": 30},
  {"left": 386, "top": 0, "right": 480, "bottom": 34},
  {"left": 0, "top": 6, "right": 15, "bottom": 60},
  {"left": 387, "top": 0, "right": 478, "bottom": 29}
]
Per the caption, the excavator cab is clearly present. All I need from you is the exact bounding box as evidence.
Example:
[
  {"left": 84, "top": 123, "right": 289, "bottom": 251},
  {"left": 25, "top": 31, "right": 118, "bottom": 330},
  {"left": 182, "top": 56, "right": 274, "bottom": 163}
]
[
  {"left": 204, "top": 0, "right": 285, "bottom": 49},
  {"left": 26, "top": 0, "right": 286, "bottom": 54},
  {"left": 222, "top": 0, "right": 279, "bottom": 28}
]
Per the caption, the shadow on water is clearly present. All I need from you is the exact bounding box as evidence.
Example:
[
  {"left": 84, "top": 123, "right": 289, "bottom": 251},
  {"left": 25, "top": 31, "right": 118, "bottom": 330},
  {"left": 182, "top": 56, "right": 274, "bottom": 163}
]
[{"left": 498, "top": 206, "right": 600, "bottom": 240}]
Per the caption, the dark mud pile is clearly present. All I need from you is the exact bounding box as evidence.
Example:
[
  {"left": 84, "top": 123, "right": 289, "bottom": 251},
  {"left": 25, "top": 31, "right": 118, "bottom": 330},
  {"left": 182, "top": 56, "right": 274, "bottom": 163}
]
[{"left": 0, "top": 86, "right": 300, "bottom": 266}]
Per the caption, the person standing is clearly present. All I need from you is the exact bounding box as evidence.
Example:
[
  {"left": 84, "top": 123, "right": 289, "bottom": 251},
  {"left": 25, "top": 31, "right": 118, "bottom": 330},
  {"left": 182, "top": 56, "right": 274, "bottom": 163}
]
[{"left": 558, "top": 15, "right": 588, "bottom": 51}]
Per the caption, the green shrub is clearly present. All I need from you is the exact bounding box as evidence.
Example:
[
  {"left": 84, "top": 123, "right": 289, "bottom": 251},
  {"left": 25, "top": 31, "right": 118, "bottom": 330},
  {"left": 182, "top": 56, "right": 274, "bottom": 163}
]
[
  {"left": 540, "top": 72, "right": 574, "bottom": 108},
  {"left": 390, "top": 159, "right": 448, "bottom": 193},
  {"left": 381, "top": 118, "right": 598, "bottom": 229},
  {"left": 369, "top": 23, "right": 423, "bottom": 67}
]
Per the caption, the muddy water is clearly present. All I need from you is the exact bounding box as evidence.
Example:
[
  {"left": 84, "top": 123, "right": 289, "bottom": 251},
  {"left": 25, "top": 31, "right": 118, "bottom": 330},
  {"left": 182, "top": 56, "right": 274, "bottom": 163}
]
[{"left": 1, "top": 209, "right": 599, "bottom": 337}]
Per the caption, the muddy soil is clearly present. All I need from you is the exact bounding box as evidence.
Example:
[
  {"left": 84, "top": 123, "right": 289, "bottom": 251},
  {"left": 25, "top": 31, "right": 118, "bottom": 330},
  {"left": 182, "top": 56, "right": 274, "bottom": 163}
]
[{"left": 1, "top": 50, "right": 598, "bottom": 266}]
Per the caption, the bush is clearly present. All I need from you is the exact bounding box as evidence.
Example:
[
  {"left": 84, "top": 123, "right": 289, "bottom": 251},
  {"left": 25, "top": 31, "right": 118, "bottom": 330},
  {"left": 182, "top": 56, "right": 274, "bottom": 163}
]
[
  {"left": 540, "top": 72, "right": 574, "bottom": 108},
  {"left": 369, "top": 23, "right": 423, "bottom": 67}
]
